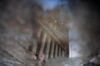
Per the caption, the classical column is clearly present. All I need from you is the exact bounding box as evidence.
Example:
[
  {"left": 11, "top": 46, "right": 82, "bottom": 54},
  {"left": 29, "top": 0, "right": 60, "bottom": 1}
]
[
  {"left": 32, "top": 39, "right": 38, "bottom": 55},
  {"left": 62, "top": 50, "right": 65, "bottom": 57},
  {"left": 53, "top": 42, "right": 56, "bottom": 58},
  {"left": 45, "top": 37, "right": 51, "bottom": 60},
  {"left": 36, "top": 29, "right": 43, "bottom": 58},
  {"left": 61, "top": 48, "right": 63, "bottom": 57},
  {"left": 59, "top": 46, "right": 61, "bottom": 57},
  {"left": 59, "top": 47, "right": 62, "bottom": 57},
  {"left": 48, "top": 40, "right": 52, "bottom": 59},
  {"left": 57, "top": 45, "right": 60, "bottom": 57},
  {"left": 55, "top": 43, "right": 58, "bottom": 58},
  {"left": 37, "top": 29, "right": 42, "bottom": 39},
  {"left": 50, "top": 41, "right": 55, "bottom": 58},
  {"left": 43, "top": 39, "right": 47, "bottom": 54},
  {"left": 39, "top": 31, "right": 47, "bottom": 53}
]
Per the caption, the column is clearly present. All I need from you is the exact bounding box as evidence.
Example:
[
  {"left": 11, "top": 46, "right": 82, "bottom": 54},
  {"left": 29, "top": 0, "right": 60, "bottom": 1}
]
[
  {"left": 48, "top": 41, "right": 52, "bottom": 58},
  {"left": 57, "top": 45, "right": 60, "bottom": 57},
  {"left": 36, "top": 29, "right": 43, "bottom": 58},
  {"left": 45, "top": 37, "right": 51, "bottom": 60},
  {"left": 39, "top": 31, "right": 47, "bottom": 53},
  {"left": 55, "top": 43, "right": 58, "bottom": 58},
  {"left": 62, "top": 50, "right": 65, "bottom": 57},
  {"left": 59, "top": 47, "right": 62, "bottom": 57},
  {"left": 53, "top": 42, "right": 56, "bottom": 58},
  {"left": 50, "top": 41, "right": 55, "bottom": 58},
  {"left": 61, "top": 48, "right": 63, "bottom": 57}
]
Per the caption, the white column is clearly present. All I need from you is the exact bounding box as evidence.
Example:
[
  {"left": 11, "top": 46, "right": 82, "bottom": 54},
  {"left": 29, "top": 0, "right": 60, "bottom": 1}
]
[
  {"left": 50, "top": 41, "right": 55, "bottom": 58},
  {"left": 40, "top": 32, "right": 47, "bottom": 53},
  {"left": 45, "top": 37, "right": 51, "bottom": 60}
]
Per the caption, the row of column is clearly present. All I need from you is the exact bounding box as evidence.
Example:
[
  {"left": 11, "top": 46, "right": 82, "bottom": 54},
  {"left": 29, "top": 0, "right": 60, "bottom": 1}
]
[{"left": 36, "top": 29, "right": 67, "bottom": 60}]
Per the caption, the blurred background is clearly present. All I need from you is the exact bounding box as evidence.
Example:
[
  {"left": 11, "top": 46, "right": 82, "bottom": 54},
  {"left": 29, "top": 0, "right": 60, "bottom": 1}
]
[{"left": 0, "top": 0, "right": 100, "bottom": 66}]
